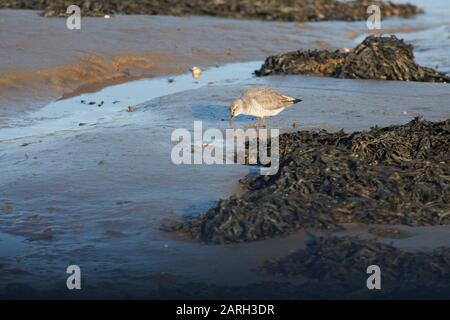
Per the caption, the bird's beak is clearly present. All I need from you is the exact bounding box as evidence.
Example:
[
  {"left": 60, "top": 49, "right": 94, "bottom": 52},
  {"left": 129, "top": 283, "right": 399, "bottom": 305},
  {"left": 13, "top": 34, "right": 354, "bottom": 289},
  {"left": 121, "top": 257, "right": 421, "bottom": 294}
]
[{"left": 230, "top": 114, "right": 235, "bottom": 126}]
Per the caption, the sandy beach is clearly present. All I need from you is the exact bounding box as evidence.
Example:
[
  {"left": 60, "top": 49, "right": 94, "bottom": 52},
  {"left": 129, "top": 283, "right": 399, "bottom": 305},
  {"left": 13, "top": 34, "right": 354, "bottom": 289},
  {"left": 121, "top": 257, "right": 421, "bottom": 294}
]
[
  {"left": 2, "top": 1, "right": 449, "bottom": 125},
  {"left": 0, "top": 9, "right": 352, "bottom": 126},
  {"left": 0, "top": 0, "right": 449, "bottom": 299}
]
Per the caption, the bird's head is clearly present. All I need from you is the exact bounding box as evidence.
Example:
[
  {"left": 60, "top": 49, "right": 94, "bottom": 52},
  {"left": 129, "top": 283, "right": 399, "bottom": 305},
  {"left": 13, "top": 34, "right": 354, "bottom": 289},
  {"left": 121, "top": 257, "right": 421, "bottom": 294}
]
[{"left": 229, "top": 99, "right": 243, "bottom": 126}]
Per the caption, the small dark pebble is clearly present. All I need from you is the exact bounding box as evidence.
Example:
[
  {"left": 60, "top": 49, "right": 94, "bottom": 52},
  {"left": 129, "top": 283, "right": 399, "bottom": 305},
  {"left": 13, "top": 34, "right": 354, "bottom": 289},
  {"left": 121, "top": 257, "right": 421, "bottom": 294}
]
[{"left": 116, "top": 200, "right": 132, "bottom": 205}]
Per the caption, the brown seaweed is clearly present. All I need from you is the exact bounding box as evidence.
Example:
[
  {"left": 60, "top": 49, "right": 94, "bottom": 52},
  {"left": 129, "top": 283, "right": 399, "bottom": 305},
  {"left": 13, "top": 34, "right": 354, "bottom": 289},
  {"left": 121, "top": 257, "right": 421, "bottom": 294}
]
[
  {"left": 145, "top": 237, "right": 450, "bottom": 298},
  {"left": 260, "top": 236, "right": 450, "bottom": 296},
  {"left": 0, "top": 0, "right": 422, "bottom": 22},
  {"left": 167, "top": 117, "right": 450, "bottom": 244},
  {"left": 256, "top": 35, "right": 450, "bottom": 83}
]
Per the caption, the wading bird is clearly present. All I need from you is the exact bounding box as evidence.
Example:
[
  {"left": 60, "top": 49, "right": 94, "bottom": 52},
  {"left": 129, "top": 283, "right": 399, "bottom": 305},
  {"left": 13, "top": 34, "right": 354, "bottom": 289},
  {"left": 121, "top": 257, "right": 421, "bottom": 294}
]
[{"left": 229, "top": 87, "right": 302, "bottom": 127}]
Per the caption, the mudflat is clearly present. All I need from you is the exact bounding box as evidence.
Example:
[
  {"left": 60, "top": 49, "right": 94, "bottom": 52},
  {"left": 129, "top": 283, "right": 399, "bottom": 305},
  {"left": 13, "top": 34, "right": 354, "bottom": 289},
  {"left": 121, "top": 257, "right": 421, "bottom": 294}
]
[{"left": 1, "top": 1, "right": 450, "bottom": 299}]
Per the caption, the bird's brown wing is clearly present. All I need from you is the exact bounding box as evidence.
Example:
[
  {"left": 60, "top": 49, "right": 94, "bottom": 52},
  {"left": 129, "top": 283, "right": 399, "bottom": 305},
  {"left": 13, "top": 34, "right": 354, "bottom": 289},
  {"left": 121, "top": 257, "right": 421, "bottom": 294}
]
[{"left": 241, "top": 87, "right": 295, "bottom": 110}]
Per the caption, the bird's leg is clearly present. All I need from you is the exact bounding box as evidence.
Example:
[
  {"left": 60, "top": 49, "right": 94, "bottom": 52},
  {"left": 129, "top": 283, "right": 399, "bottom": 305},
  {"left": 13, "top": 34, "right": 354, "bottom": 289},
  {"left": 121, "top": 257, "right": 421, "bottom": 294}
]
[
  {"left": 255, "top": 117, "right": 261, "bottom": 128},
  {"left": 262, "top": 117, "right": 267, "bottom": 128}
]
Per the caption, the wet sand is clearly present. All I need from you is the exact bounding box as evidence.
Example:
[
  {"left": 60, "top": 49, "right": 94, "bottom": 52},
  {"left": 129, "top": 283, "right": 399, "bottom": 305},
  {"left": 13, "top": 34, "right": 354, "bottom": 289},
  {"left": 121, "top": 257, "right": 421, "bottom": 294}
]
[
  {"left": 1, "top": 67, "right": 449, "bottom": 298},
  {"left": 2, "top": 0, "right": 449, "bottom": 125},
  {"left": 0, "top": 0, "right": 450, "bottom": 298},
  {"left": 0, "top": 9, "right": 351, "bottom": 126}
]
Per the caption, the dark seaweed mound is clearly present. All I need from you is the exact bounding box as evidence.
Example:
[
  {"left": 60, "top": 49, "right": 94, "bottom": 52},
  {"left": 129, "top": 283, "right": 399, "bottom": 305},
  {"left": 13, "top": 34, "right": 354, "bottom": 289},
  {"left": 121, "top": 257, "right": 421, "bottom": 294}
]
[
  {"left": 341, "top": 36, "right": 450, "bottom": 81},
  {"left": 0, "top": 0, "right": 422, "bottom": 21},
  {"left": 168, "top": 117, "right": 450, "bottom": 243},
  {"left": 149, "top": 237, "right": 450, "bottom": 299},
  {"left": 255, "top": 49, "right": 346, "bottom": 77},
  {"left": 256, "top": 35, "right": 450, "bottom": 83},
  {"left": 260, "top": 237, "right": 450, "bottom": 295}
]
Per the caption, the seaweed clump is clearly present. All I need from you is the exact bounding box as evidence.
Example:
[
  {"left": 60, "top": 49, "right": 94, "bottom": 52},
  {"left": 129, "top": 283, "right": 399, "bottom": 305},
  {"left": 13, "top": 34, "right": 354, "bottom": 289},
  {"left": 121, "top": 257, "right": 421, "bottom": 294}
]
[
  {"left": 149, "top": 237, "right": 450, "bottom": 299},
  {"left": 0, "top": 0, "right": 422, "bottom": 22},
  {"left": 256, "top": 35, "right": 450, "bottom": 83},
  {"left": 255, "top": 49, "right": 346, "bottom": 77},
  {"left": 260, "top": 236, "right": 450, "bottom": 296},
  {"left": 167, "top": 117, "right": 450, "bottom": 243}
]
